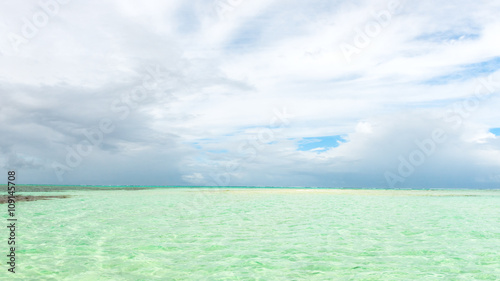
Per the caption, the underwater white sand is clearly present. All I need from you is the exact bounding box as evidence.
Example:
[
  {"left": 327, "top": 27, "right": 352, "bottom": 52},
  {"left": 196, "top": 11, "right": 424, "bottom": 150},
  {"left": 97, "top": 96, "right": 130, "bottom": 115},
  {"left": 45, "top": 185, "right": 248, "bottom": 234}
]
[{"left": 3, "top": 188, "right": 500, "bottom": 280}]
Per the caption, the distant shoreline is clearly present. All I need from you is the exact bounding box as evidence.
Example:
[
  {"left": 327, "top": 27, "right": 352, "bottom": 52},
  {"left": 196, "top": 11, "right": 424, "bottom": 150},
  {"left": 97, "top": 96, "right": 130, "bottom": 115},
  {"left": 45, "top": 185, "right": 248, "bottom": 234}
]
[{"left": 1, "top": 184, "right": 500, "bottom": 192}]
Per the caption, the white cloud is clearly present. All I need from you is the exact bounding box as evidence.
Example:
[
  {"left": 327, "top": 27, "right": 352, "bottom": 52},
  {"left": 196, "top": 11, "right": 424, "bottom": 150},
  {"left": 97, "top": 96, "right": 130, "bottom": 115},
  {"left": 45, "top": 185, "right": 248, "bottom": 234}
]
[{"left": 1, "top": 0, "right": 500, "bottom": 187}]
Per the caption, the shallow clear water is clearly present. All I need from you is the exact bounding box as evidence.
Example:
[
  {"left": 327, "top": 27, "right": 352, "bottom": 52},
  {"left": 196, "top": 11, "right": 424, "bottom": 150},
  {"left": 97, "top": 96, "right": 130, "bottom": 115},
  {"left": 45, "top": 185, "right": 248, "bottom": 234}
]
[{"left": 2, "top": 188, "right": 500, "bottom": 280}]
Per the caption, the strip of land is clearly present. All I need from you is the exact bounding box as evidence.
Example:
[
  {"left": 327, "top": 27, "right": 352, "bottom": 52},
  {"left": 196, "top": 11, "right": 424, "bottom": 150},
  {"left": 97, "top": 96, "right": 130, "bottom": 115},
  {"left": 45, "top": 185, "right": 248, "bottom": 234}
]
[
  {"left": 0, "top": 195, "right": 71, "bottom": 204},
  {"left": 185, "top": 188, "right": 499, "bottom": 196}
]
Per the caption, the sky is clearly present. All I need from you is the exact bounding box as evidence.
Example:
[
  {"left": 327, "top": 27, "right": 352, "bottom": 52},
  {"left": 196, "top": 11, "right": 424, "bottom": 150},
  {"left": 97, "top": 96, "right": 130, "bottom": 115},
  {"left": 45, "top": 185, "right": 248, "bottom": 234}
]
[{"left": 1, "top": 0, "right": 500, "bottom": 188}]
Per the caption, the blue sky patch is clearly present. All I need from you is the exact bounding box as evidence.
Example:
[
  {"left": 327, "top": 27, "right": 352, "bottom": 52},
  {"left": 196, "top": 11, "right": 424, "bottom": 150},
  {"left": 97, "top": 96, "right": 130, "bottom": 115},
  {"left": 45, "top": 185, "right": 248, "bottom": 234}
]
[
  {"left": 208, "top": 149, "right": 229, "bottom": 154},
  {"left": 415, "top": 31, "right": 480, "bottom": 44},
  {"left": 423, "top": 56, "right": 500, "bottom": 85},
  {"left": 464, "top": 57, "right": 500, "bottom": 75},
  {"left": 489, "top": 128, "right": 500, "bottom": 136},
  {"left": 298, "top": 135, "right": 346, "bottom": 152}
]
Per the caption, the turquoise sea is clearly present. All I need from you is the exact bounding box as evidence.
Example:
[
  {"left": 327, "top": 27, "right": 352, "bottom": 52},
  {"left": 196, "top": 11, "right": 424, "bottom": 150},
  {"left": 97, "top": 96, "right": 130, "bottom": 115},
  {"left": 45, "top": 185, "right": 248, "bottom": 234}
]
[{"left": 2, "top": 187, "right": 500, "bottom": 280}]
